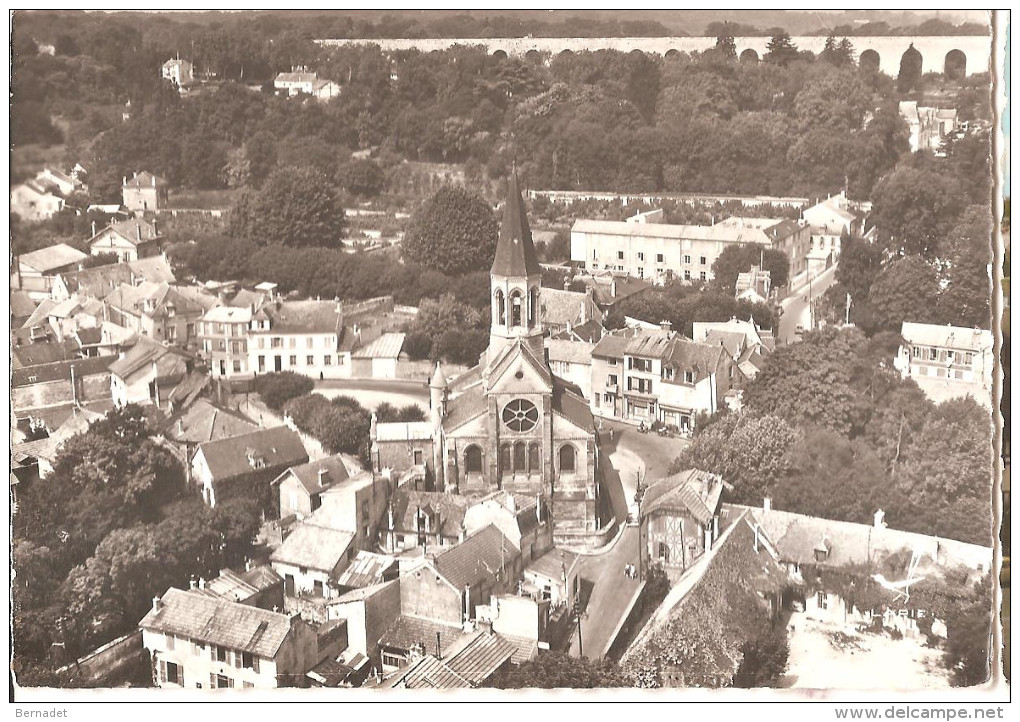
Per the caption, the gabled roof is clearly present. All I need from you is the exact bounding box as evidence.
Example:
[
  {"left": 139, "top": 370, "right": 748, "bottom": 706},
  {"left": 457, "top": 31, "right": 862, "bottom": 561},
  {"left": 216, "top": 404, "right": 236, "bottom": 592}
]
[
  {"left": 12, "top": 355, "right": 113, "bottom": 388},
  {"left": 539, "top": 288, "right": 590, "bottom": 327},
  {"left": 196, "top": 426, "right": 308, "bottom": 482},
  {"left": 257, "top": 300, "right": 342, "bottom": 335},
  {"left": 390, "top": 490, "right": 472, "bottom": 537},
  {"left": 491, "top": 171, "right": 541, "bottom": 278},
  {"left": 386, "top": 654, "right": 472, "bottom": 689},
  {"left": 275, "top": 71, "right": 320, "bottom": 84},
  {"left": 433, "top": 524, "right": 516, "bottom": 591},
  {"left": 11, "top": 290, "right": 38, "bottom": 320},
  {"left": 704, "top": 330, "right": 747, "bottom": 358},
  {"left": 642, "top": 469, "right": 725, "bottom": 526},
  {"left": 551, "top": 376, "right": 595, "bottom": 431},
  {"left": 551, "top": 318, "right": 606, "bottom": 344},
  {"left": 270, "top": 523, "right": 355, "bottom": 575},
  {"left": 123, "top": 171, "right": 167, "bottom": 189},
  {"left": 353, "top": 332, "right": 405, "bottom": 359},
  {"left": 442, "top": 383, "right": 487, "bottom": 433},
  {"left": 91, "top": 218, "right": 161, "bottom": 247},
  {"left": 128, "top": 255, "right": 176, "bottom": 284},
  {"left": 13, "top": 339, "right": 81, "bottom": 368},
  {"left": 329, "top": 578, "right": 399, "bottom": 606},
  {"left": 446, "top": 631, "right": 517, "bottom": 686},
  {"left": 21, "top": 299, "right": 58, "bottom": 329},
  {"left": 275, "top": 455, "right": 350, "bottom": 495},
  {"left": 167, "top": 399, "right": 257, "bottom": 444},
  {"left": 56, "top": 263, "right": 134, "bottom": 299},
  {"left": 379, "top": 615, "right": 471, "bottom": 654},
  {"left": 139, "top": 587, "right": 294, "bottom": 659},
  {"left": 899, "top": 322, "right": 993, "bottom": 353},
  {"left": 661, "top": 338, "right": 728, "bottom": 384},
  {"left": 334, "top": 553, "right": 398, "bottom": 591},
  {"left": 109, "top": 337, "right": 189, "bottom": 382},
  {"left": 545, "top": 338, "right": 595, "bottom": 365},
  {"left": 19, "top": 243, "right": 87, "bottom": 273},
  {"left": 202, "top": 305, "right": 253, "bottom": 324}
]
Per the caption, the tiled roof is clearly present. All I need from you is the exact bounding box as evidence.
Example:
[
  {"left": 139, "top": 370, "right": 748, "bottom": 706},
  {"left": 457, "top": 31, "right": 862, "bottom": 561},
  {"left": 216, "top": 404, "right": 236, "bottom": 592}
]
[
  {"left": 551, "top": 376, "right": 595, "bottom": 431},
  {"left": 198, "top": 567, "right": 280, "bottom": 604},
  {"left": 591, "top": 328, "right": 634, "bottom": 358},
  {"left": 379, "top": 615, "right": 471, "bottom": 654},
  {"left": 57, "top": 263, "right": 134, "bottom": 299},
  {"left": 196, "top": 426, "right": 308, "bottom": 482},
  {"left": 433, "top": 525, "right": 515, "bottom": 591},
  {"left": 442, "top": 383, "right": 487, "bottom": 432},
  {"left": 123, "top": 171, "right": 167, "bottom": 189},
  {"left": 167, "top": 371, "right": 210, "bottom": 408},
  {"left": 353, "top": 332, "right": 405, "bottom": 359},
  {"left": 498, "top": 633, "right": 538, "bottom": 664},
  {"left": 662, "top": 338, "right": 727, "bottom": 384},
  {"left": 525, "top": 548, "right": 579, "bottom": 581},
  {"left": 74, "top": 327, "right": 103, "bottom": 346},
  {"left": 270, "top": 523, "right": 356, "bottom": 575},
  {"left": 276, "top": 71, "right": 320, "bottom": 84},
  {"left": 704, "top": 330, "right": 746, "bottom": 358},
  {"left": 128, "top": 255, "right": 176, "bottom": 284},
  {"left": 18, "top": 243, "right": 87, "bottom": 273},
  {"left": 167, "top": 399, "right": 257, "bottom": 444},
  {"left": 238, "top": 564, "right": 285, "bottom": 591},
  {"left": 900, "top": 322, "right": 993, "bottom": 353},
  {"left": 625, "top": 329, "right": 673, "bottom": 358},
  {"left": 551, "top": 318, "right": 606, "bottom": 344},
  {"left": 202, "top": 305, "right": 253, "bottom": 324},
  {"left": 642, "top": 469, "right": 724, "bottom": 526},
  {"left": 11, "top": 355, "right": 113, "bottom": 387},
  {"left": 12, "top": 437, "right": 60, "bottom": 465},
  {"left": 13, "top": 339, "right": 81, "bottom": 368},
  {"left": 545, "top": 338, "right": 594, "bottom": 366},
  {"left": 139, "top": 587, "right": 293, "bottom": 658},
  {"left": 446, "top": 631, "right": 516, "bottom": 686},
  {"left": 11, "top": 290, "right": 37, "bottom": 320},
  {"left": 390, "top": 489, "right": 473, "bottom": 537},
  {"left": 276, "top": 455, "right": 350, "bottom": 494},
  {"left": 257, "top": 300, "right": 342, "bottom": 334},
  {"left": 491, "top": 172, "right": 541, "bottom": 278},
  {"left": 109, "top": 337, "right": 188, "bottom": 381},
  {"left": 334, "top": 555, "right": 399, "bottom": 592},
  {"left": 539, "top": 288, "right": 589, "bottom": 327},
  {"left": 388, "top": 655, "right": 472, "bottom": 689},
  {"left": 374, "top": 421, "right": 433, "bottom": 443},
  {"left": 93, "top": 218, "right": 161, "bottom": 246},
  {"left": 20, "top": 299, "right": 58, "bottom": 329}
]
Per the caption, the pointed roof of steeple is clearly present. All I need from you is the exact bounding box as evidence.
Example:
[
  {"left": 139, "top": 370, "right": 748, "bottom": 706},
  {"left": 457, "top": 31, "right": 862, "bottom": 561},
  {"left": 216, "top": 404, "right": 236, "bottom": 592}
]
[
  {"left": 490, "top": 170, "right": 541, "bottom": 278},
  {"left": 429, "top": 361, "right": 448, "bottom": 389}
]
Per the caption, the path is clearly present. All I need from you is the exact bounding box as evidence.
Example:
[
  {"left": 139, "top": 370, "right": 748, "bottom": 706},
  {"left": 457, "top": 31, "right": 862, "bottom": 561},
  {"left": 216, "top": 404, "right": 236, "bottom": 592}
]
[{"left": 779, "top": 264, "right": 838, "bottom": 345}]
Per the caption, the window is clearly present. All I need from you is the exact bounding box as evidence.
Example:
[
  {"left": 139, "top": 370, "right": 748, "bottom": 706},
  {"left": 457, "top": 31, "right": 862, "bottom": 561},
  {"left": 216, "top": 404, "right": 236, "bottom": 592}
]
[
  {"left": 258, "top": 356, "right": 266, "bottom": 373},
  {"left": 603, "top": 393, "right": 613, "bottom": 404},
  {"left": 559, "top": 444, "right": 576, "bottom": 473},
  {"left": 656, "top": 253, "right": 664, "bottom": 263},
  {"left": 617, "top": 251, "right": 624, "bottom": 260},
  {"left": 592, "top": 249, "right": 598, "bottom": 260},
  {"left": 929, "top": 347, "right": 939, "bottom": 361},
  {"left": 699, "top": 256, "right": 707, "bottom": 265},
  {"left": 289, "top": 338, "right": 296, "bottom": 349},
  {"left": 528, "top": 442, "right": 540, "bottom": 472},
  {"left": 637, "top": 252, "right": 645, "bottom": 261},
  {"left": 683, "top": 255, "right": 691, "bottom": 265},
  {"left": 637, "top": 267, "right": 644, "bottom": 279},
  {"left": 465, "top": 445, "right": 483, "bottom": 474},
  {"left": 684, "top": 370, "right": 695, "bottom": 384},
  {"left": 684, "top": 270, "right": 691, "bottom": 281},
  {"left": 272, "top": 337, "right": 283, "bottom": 349},
  {"left": 912, "top": 346, "right": 921, "bottom": 358},
  {"left": 513, "top": 442, "right": 527, "bottom": 471},
  {"left": 608, "top": 358, "right": 618, "bottom": 366},
  {"left": 211, "top": 673, "right": 233, "bottom": 689},
  {"left": 510, "top": 292, "right": 523, "bottom": 327},
  {"left": 232, "top": 360, "right": 242, "bottom": 373},
  {"left": 816, "top": 591, "right": 828, "bottom": 610},
  {"left": 166, "top": 661, "right": 181, "bottom": 685},
  {"left": 413, "top": 449, "right": 423, "bottom": 465},
  {"left": 658, "top": 541, "right": 670, "bottom": 563},
  {"left": 947, "top": 350, "right": 955, "bottom": 362},
  {"left": 289, "top": 355, "right": 297, "bottom": 366},
  {"left": 663, "top": 367, "right": 674, "bottom": 381},
  {"left": 502, "top": 399, "right": 539, "bottom": 432},
  {"left": 607, "top": 374, "right": 618, "bottom": 386},
  {"left": 699, "top": 271, "right": 707, "bottom": 281},
  {"left": 324, "top": 356, "right": 332, "bottom": 366},
  {"left": 495, "top": 289, "right": 506, "bottom": 325},
  {"left": 166, "top": 634, "right": 176, "bottom": 651},
  {"left": 964, "top": 352, "right": 975, "bottom": 365},
  {"left": 306, "top": 337, "right": 314, "bottom": 348},
  {"left": 243, "top": 681, "right": 255, "bottom": 689}
]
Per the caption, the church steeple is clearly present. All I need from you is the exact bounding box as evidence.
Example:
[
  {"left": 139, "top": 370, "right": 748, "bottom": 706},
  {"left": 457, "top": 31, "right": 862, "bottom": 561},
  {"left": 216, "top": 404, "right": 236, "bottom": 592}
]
[
  {"left": 487, "top": 170, "right": 544, "bottom": 364},
  {"left": 490, "top": 170, "right": 542, "bottom": 278}
]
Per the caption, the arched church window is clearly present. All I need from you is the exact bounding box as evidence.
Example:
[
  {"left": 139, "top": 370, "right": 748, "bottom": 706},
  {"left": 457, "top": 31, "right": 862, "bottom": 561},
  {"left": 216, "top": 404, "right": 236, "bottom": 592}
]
[
  {"left": 528, "top": 443, "right": 540, "bottom": 473},
  {"left": 528, "top": 287, "right": 539, "bottom": 327},
  {"left": 513, "top": 442, "right": 527, "bottom": 471},
  {"left": 559, "top": 444, "right": 576, "bottom": 473},
  {"left": 510, "top": 291, "right": 523, "bottom": 327},
  {"left": 495, "top": 289, "right": 506, "bottom": 325},
  {"left": 465, "top": 445, "right": 483, "bottom": 474},
  {"left": 499, "top": 444, "right": 511, "bottom": 474}
]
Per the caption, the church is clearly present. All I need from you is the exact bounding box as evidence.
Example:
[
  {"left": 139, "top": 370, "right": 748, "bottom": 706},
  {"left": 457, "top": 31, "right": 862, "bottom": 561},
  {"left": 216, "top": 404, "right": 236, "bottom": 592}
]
[{"left": 371, "top": 172, "right": 605, "bottom": 545}]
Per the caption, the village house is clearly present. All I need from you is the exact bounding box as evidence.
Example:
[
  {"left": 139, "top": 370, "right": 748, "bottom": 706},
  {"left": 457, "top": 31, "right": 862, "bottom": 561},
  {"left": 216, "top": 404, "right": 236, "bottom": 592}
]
[
  {"left": 734, "top": 265, "right": 772, "bottom": 304},
  {"left": 463, "top": 491, "right": 554, "bottom": 565},
  {"left": 248, "top": 299, "right": 348, "bottom": 380},
  {"left": 11, "top": 355, "right": 115, "bottom": 434},
  {"left": 691, "top": 317, "right": 775, "bottom": 381},
  {"left": 538, "top": 286, "right": 604, "bottom": 337},
  {"left": 639, "top": 469, "right": 727, "bottom": 583},
  {"left": 571, "top": 210, "right": 811, "bottom": 286},
  {"left": 140, "top": 588, "right": 319, "bottom": 689},
  {"left": 10, "top": 180, "right": 65, "bottom": 222},
  {"left": 899, "top": 101, "right": 958, "bottom": 153},
  {"left": 36, "top": 167, "right": 80, "bottom": 196},
  {"left": 162, "top": 57, "right": 195, "bottom": 87},
  {"left": 122, "top": 171, "right": 169, "bottom": 213},
  {"left": 326, "top": 580, "right": 402, "bottom": 667},
  {"left": 590, "top": 326, "right": 735, "bottom": 431},
  {"left": 379, "top": 629, "right": 518, "bottom": 689},
  {"left": 108, "top": 336, "right": 195, "bottom": 408},
  {"left": 88, "top": 217, "right": 163, "bottom": 262},
  {"left": 163, "top": 397, "right": 257, "bottom": 471},
  {"left": 103, "top": 281, "right": 206, "bottom": 348},
  {"left": 11, "top": 407, "right": 103, "bottom": 481},
  {"left": 350, "top": 332, "right": 405, "bottom": 380},
  {"left": 199, "top": 305, "right": 254, "bottom": 381},
  {"left": 545, "top": 337, "right": 596, "bottom": 399},
  {"left": 12, "top": 243, "right": 87, "bottom": 299},
  {"left": 521, "top": 547, "right": 581, "bottom": 607},
  {"left": 334, "top": 552, "right": 400, "bottom": 593},
  {"left": 274, "top": 69, "right": 341, "bottom": 101},
  {"left": 190, "top": 565, "right": 286, "bottom": 613},
  {"left": 378, "top": 489, "right": 473, "bottom": 553},
  {"left": 274, "top": 456, "right": 352, "bottom": 521},
  {"left": 191, "top": 426, "right": 308, "bottom": 508},
  {"left": 50, "top": 255, "right": 177, "bottom": 302},
  {"left": 575, "top": 271, "right": 651, "bottom": 315},
  {"left": 370, "top": 416, "right": 434, "bottom": 478},
  {"left": 802, "top": 191, "right": 862, "bottom": 274},
  {"left": 894, "top": 322, "right": 995, "bottom": 407}
]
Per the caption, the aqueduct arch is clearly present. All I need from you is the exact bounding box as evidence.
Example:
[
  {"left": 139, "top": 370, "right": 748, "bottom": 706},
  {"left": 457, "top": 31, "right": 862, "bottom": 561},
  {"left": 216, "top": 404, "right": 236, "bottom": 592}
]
[{"left": 944, "top": 49, "right": 967, "bottom": 80}]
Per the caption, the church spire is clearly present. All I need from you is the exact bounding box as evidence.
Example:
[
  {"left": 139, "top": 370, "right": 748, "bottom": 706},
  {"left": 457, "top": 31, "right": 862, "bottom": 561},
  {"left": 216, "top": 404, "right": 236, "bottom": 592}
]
[{"left": 490, "top": 169, "right": 541, "bottom": 278}]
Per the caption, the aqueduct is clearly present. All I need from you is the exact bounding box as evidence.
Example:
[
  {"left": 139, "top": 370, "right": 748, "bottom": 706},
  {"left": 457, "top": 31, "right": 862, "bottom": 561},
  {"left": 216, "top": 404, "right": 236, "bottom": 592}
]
[{"left": 316, "top": 35, "right": 991, "bottom": 77}]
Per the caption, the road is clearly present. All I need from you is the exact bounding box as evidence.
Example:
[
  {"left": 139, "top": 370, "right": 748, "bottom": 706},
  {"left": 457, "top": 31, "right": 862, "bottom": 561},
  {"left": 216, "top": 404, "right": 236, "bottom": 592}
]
[{"left": 778, "top": 265, "right": 838, "bottom": 345}]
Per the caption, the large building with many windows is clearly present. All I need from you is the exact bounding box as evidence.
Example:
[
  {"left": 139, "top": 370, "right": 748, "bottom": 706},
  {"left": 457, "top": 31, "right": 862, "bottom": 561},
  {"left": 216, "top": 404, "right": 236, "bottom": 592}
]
[
  {"left": 248, "top": 300, "right": 347, "bottom": 380},
  {"left": 893, "top": 322, "right": 994, "bottom": 407},
  {"left": 570, "top": 212, "right": 811, "bottom": 286}
]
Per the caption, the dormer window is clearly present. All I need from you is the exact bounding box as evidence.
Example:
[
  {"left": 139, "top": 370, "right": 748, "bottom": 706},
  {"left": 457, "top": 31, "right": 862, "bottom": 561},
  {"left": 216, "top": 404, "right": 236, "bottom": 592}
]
[
  {"left": 683, "top": 370, "right": 694, "bottom": 384},
  {"left": 246, "top": 451, "right": 266, "bottom": 469}
]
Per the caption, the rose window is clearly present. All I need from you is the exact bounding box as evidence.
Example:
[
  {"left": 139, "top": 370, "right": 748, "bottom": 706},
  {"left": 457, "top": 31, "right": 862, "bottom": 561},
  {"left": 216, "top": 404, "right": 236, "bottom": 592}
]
[{"left": 502, "top": 399, "right": 539, "bottom": 432}]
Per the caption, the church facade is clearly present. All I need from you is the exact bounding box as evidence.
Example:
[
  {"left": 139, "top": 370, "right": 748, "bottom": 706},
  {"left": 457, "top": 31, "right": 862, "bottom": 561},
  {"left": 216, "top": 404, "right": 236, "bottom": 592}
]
[{"left": 372, "top": 173, "right": 604, "bottom": 545}]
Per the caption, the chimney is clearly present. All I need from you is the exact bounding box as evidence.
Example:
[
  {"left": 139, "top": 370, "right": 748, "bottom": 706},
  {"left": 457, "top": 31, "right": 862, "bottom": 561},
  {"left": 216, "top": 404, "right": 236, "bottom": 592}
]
[
  {"left": 753, "top": 524, "right": 760, "bottom": 552},
  {"left": 152, "top": 218, "right": 159, "bottom": 236},
  {"left": 152, "top": 596, "right": 162, "bottom": 613},
  {"left": 189, "top": 578, "right": 197, "bottom": 590},
  {"left": 136, "top": 224, "right": 142, "bottom": 242},
  {"left": 91, "top": 220, "right": 97, "bottom": 237},
  {"left": 152, "top": 175, "right": 157, "bottom": 187},
  {"left": 464, "top": 585, "right": 471, "bottom": 623},
  {"left": 436, "top": 631, "right": 442, "bottom": 660},
  {"left": 660, "top": 320, "right": 672, "bottom": 333},
  {"left": 177, "top": 419, "right": 184, "bottom": 435},
  {"left": 198, "top": 578, "right": 206, "bottom": 590},
  {"left": 763, "top": 497, "right": 772, "bottom": 512},
  {"left": 874, "top": 509, "right": 886, "bottom": 529},
  {"left": 245, "top": 559, "right": 253, "bottom": 572},
  {"left": 536, "top": 495, "right": 542, "bottom": 523}
]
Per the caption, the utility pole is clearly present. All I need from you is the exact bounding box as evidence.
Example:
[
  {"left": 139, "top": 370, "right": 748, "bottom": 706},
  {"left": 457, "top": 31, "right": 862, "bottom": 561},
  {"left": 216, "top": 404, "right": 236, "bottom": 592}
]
[{"left": 573, "top": 596, "right": 584, "bottom": 658}]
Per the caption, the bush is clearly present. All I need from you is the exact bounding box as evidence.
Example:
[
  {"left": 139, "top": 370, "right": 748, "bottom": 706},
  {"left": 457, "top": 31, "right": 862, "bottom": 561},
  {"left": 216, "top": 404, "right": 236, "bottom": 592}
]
[{"left": 254, "top": 371, "right": 315, "bottom": 411}]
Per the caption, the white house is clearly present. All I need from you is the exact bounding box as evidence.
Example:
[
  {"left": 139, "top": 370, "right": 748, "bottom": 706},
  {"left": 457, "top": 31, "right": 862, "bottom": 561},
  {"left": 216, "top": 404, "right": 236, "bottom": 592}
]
[
  {"left": 11, "top": 181, "right": 65, "bottom": 222},
  {"left": 248, "top": 300, "right": 348, "bottom": 380},
  {"left": 162, "top": 58, "right": 195, "bottom": 87},
  {"left": 893, "top": 322, "right": 994, "bottom": 407},
  {"left": 274, "top": 70, "right": 341, "bottom": 101}
]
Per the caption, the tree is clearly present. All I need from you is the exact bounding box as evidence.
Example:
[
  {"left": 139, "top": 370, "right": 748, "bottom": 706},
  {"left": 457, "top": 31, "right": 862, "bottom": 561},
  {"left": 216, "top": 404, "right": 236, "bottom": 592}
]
[
  {"left": 669, "top": 412, "right": 797, "bottom": 504},
  {"left": 711, "top": 243, "right": 790, "bottom": 293},
  {"left": 897, "top": 44, "right": 923, "bottom": 93},
  {"left": 401, "top": 186, "right": 498, "bottom": 275},
  {"left": 254, "top": 371, "right": 315, "bottom": 411},
  {"left": 944, "top": 576, "right": 994, "bottom": 686},
  {"left": 337, "top": 159, "right": 386, "bottom": 197},
  {"left": 229, "top": 166, "right": 347, "bottom": 248},
  {"left": 862, "top": 256, "right": 941, "bottom": 335},
  {"left": 870, "top": 167, "right": 967, "bottom": 258},
  {"left": 763, "top": 32, "right": 799, "bottom": 67},
  {"left": 486, "top": 653, "right": 630, "bottom": 688},
  {"left": 714, "top": 35, "right": 737, "bottom": 60},
  {"left": 834, "top": 234, "right": 883, "bottom": 303},
  {"left": 732, "top": 626, "right": 789, "bottom": 687}
]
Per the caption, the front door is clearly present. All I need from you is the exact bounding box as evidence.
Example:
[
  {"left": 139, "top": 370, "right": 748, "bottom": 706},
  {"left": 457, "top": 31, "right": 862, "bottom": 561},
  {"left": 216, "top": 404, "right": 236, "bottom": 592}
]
[
  {"left": 284, "top": 574, "right": 295, "bottom": 596},
  {"left": 219, "top": 360, "right": 227, "bottom": 376}
]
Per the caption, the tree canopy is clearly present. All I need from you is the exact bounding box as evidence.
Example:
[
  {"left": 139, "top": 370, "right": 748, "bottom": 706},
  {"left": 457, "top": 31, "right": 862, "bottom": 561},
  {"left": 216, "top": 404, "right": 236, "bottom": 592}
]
[{"left": 401, "top": 186, "right": 498, "bottom": 275}]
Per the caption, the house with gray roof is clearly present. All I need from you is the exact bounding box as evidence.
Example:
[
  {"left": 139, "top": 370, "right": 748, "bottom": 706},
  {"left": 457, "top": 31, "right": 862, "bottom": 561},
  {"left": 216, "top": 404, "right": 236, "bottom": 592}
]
[{"left": 273, "top": 455, "right": 351, "bottom": 521}]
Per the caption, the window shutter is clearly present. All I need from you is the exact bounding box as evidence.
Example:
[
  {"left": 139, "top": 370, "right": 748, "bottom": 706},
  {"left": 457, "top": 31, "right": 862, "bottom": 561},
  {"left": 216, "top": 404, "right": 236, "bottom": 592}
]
[
  {"left": 159, "top": 660, "right": 167, "bottom": 684},
  {"left": 210, "top": 672, "right": 217, "bottom": 689},
  {"left": 252, "top": 656, "right": 260, "bottom": 673},
  {"left": 234, "top": 650, "right": 242, "bottom": 669},
  {"left": 228, "top": 676, "right": 235, "bottom": 688}
]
